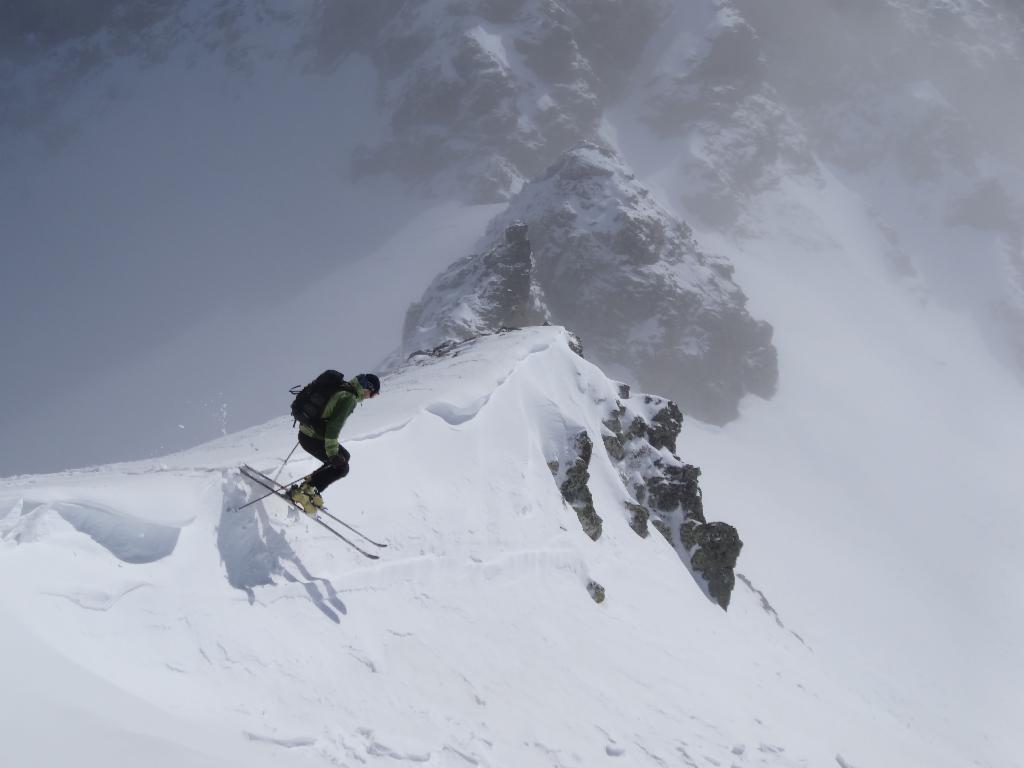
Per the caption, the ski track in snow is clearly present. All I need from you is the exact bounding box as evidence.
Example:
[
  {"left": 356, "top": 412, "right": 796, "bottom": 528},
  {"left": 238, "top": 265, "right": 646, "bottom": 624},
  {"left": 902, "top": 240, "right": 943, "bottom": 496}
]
[
  {"left": 243, "top": 732, "right": 317, "bottom": 749},
  {"left": 41, "top": 582, "right": 152, "bottom": 612},
  {"left": 345, "top": 417, "right": 417, "bottom": 443},
  {"left": 329, "top": 546, "right": 590, "bottom": 593}
]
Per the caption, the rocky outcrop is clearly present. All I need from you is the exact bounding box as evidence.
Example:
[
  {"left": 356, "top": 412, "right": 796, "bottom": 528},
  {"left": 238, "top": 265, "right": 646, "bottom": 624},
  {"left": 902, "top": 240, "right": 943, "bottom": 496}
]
[
  {"left": 412, "top": 142, "right": 778, "bottom": 424},
  {"left": 402, "top": 326, "right": 742, "bottom": 609},
  {"left": 543, "top": 339, "right": 743, "bottom": 608},
  {"left": 548, "top": 430, "right": 603, "bottom": 542},
  {"left": 602, "top": 387, "right": 742, "bottom": 609},
  {"left": 641, "top": 10, "right": 819, "bottom": 228},
  {"left": 336, "top": 0, "right": 670, "bottom": 201},
  {"left": 402, "top": 221, "right": 548, "bottom": 356}
]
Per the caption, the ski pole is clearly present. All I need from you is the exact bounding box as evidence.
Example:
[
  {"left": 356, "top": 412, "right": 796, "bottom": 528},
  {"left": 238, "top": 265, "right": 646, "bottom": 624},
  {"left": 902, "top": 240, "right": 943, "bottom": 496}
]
[
  {"left": 237, "top": 470, "right": 312, "bottom": 511},
  {"left": 273, "top": 441, "right": 300, "bottom": 483}
]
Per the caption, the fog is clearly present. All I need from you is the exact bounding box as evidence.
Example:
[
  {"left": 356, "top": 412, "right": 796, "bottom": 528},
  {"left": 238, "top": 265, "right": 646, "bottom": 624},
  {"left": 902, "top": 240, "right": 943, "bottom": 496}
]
[
  {"left": 747, "top": 1, "right": 1024, "bottom": 304},
  {"left": 3, "top": 0, "right": 1023, "bottom": 478},
  {"left": 2, "top": 5, "right": 1022, "bottom": 764},
  {"left": 1, "top": 8, "right": 427, "bottom": 476},
  {"left": 613, "top": 0, "right": 1024, "bottom": 381}
]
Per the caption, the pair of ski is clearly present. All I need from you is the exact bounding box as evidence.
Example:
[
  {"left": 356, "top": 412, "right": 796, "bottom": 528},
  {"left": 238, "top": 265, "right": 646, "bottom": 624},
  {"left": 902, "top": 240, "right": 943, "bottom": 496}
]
[{"left": 238, "top": 464, "right": 385, "bottom": 560}]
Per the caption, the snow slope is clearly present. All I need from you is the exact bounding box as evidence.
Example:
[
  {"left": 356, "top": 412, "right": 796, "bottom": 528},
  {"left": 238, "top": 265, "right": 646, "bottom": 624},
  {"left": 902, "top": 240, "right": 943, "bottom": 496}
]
[
  {"left": 683, "top": 173, "right": 1024, "bottom": 766},
  {"left": 0, "top": 327, "right": 1002, "bottom": 767}
]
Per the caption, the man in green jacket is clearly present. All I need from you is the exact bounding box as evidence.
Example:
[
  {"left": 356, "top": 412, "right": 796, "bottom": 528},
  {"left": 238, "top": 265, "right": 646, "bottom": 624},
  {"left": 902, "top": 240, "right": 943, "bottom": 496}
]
[{"left": 288, "top": 373, "right": 380, "bottom": 515}]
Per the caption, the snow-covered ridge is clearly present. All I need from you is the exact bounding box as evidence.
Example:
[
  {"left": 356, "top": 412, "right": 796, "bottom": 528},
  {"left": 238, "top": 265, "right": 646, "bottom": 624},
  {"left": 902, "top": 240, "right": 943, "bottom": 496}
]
[{"left": 0, "top": 325, "right": 971, "bottom": 768}]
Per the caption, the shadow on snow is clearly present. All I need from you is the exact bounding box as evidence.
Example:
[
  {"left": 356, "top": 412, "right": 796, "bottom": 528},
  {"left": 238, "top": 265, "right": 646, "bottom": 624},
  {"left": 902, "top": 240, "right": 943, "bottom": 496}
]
[{"left": 219, "top": 477, "right": 348, "bottom": 624}]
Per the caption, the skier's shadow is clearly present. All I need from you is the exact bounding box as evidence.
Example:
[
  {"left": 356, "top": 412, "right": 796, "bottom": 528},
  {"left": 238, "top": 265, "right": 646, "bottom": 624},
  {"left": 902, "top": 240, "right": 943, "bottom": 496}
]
[{"left": 219, "top": 480, "right": 348, "bottom": 624}]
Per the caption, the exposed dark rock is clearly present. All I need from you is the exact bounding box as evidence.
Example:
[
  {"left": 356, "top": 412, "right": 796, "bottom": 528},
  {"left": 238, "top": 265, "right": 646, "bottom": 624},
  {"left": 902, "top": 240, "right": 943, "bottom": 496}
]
[
  {"left": 684, "top": 522, "right": 743, "bottom": 610},
  {"left": 601, "top": 430, "right": 625, "bottom": 462},
  {"left": 566, "top": 329, "right": 584, "bottom": 357},
  {"left": 560, "top": 431, "right": 602, "bottom": 541},
  {"left": 402, "top": 223, "right": 548, "bottom": 356},
  {"left": 652, "top": 518, "right": 672, "bottom": 544},
  {"left": 626, "top": 416, "right": 647, "bottom": 442},
  {"left": 403, "top": 327, "right": 742, "bottom": 609},
  {"left": 407, "top": 338, "right": 472, "bottom": 361},
  {"left": 601, "top": 404, "right": 625, "bottom": 435},
  {"left": 645, "top": 398, "right": 683, "bottom": 453},
  {"left": 626, "top": 502, "right": 650, "bottom": 538},
  {"left": 600, "top": 386, "right": 740, "bottom": 610},
  {"left": 479, "top": 142, "right": 778, "bottom": 424},
  {"left": 587, "top": 580, "right": 606, "bottom": 604},
  {"left": 646, "top": 463, "right": 704, "bottom": 522},
  {"left": 399, "top": 142, "right": 777, "bottom": 423}
]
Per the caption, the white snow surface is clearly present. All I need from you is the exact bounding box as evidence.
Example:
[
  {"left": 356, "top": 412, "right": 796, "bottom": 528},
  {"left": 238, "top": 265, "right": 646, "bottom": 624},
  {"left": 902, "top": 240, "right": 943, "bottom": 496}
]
[
  {"left": 4, "top": 4, "right": 1023, "bottom": 765},
  {"left": 1, "top": 326, "right": 1014, "bottom": 767}
]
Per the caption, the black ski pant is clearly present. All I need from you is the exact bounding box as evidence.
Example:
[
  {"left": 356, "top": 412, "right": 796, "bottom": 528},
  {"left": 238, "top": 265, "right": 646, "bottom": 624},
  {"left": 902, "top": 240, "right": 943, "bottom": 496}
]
[{"left": 298, "top": 431, "right": 350, "bottom": 493}]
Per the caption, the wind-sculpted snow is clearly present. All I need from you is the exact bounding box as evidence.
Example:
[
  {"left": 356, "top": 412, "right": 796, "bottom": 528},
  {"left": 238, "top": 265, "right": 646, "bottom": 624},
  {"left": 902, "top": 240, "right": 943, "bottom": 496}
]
[
  {"left": 0, "top": 475, "right": 194, "bottom": 562},
  {"left": 424, "top": 395, "right": 492, "bottom": 426},
  {"left": 55, "top": 502, "right": 181, "bottom": 564},
  {"left": 404, "top": 143, "right": 778, "bottom": 424},
  {"left": 0, "top": 326, "right": 1003, "bottom": 767}
]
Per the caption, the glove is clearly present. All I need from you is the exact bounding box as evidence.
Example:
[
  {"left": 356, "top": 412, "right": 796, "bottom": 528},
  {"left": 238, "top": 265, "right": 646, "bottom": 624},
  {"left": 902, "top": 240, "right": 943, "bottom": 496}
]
[{"left": 325, "top": 453, "right": 347, "bottom": 468}]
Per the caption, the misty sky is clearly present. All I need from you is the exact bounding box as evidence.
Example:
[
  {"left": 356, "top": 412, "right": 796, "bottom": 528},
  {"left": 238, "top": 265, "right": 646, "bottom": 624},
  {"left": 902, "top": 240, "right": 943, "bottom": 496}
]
[
  {"left": 0, "top": 18, "right": 422, "bottom": 476},
  {"left": 3, "top": 0, "right": 1023, "bottom": 477},
  {"left": 2, "top": 5, "right": 1022, "bottom": 764}
]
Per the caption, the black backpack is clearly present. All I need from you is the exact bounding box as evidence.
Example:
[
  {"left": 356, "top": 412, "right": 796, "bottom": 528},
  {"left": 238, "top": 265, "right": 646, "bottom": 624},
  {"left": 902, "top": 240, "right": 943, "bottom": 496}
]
[{"left": 289, "top": 370, "right": 356, "bottom": 426}]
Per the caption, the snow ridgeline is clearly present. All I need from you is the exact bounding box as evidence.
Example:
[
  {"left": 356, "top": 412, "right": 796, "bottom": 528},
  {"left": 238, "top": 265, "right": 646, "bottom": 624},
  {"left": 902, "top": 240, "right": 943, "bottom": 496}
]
[
  {"left": 0, "top": 326, "right": 954, "bottom": 768},
  {"left": 0, "top": 326, "right": 738, "bottom": 764},
  {"left": 406, "top": 327, "right": 742, "bottom": 608}
]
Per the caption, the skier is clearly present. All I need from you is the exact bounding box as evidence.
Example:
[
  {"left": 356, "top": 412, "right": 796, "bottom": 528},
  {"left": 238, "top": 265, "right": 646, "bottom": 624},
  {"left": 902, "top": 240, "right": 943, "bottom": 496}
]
[{"left": 288, "top": 372, "right": 381, "bottom": 515}]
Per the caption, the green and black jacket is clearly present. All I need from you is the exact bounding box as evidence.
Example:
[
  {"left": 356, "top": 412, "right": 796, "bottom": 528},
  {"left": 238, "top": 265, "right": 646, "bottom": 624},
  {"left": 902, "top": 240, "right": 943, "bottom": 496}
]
[{"left": 298, "top": 378, "right": 366, "bottom": 457}]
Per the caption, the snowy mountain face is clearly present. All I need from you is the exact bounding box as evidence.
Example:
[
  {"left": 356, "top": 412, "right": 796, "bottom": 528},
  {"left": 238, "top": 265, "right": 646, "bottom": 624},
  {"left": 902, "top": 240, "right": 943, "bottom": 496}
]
[
  {"left": 626, "top": 0, "right": 1024, "bottom": 378},
  {"left": 336, "top": 0, "right": 670, "bottom": 201},
  {"left": 401, "top": 220, "right": 549, "bottom": 355},
  {"left": 6, "top": 0, "right": 1021, "bottom": 457},
  {"left": 403, "top": 142, "right": 778, "bottom": 424},
  {"left": 636, "top": 7, "right": 820, "bottom": 228},
  {"left": 0, "top": 327, "right": 983, "bottom": 767},
  {"left": 338, "top": 0, "right": 1024, "bottom": 380},
  {"left": 4, "top": 4, "right": 1024, "bottom": 766}
]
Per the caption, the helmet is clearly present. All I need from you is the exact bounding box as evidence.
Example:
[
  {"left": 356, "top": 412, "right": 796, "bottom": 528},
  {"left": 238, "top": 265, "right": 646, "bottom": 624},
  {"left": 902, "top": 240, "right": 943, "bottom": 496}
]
[{"left": 356, "top": 373, "right": 381, "bottom": 395}]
